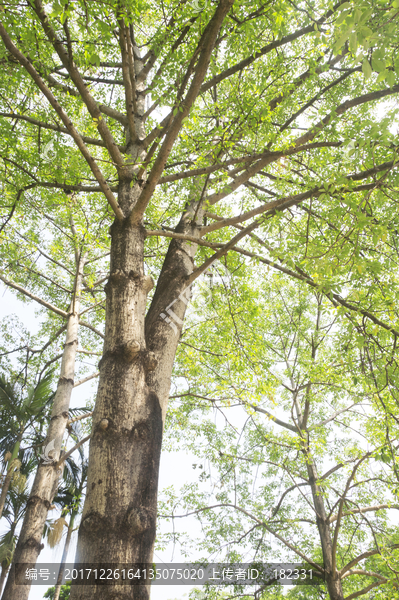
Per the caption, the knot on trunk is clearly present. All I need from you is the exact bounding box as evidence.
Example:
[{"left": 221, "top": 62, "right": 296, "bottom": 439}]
[
  {"left": 99, "top": 341, "right": 142, "bottom": 366},
  {"left": 126, "top": 507, "right": 154, "bottom": 535},
  {"left": 109, "top": 269, "right": 141, "bottom": 283},
  {"left": 142, "top": 350, "right": 157, "bottom": 372},
  {"left": 28, "top": 495, "right": 52, "bottom": 510},
  {"left": 25, "top": 538, "right": 45, "bottom": 553},
  {"left": 123, "top": 340, "right": 141, "bottom": 362},
  {"left": 80, "top": 512, "right": 106, "bottom": 535},
  {"left": 99, "top": 418, "right": 109, "bottom": 430}
]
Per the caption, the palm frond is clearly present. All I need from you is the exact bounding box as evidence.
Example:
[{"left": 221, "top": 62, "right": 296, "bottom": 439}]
[{"left": 0, "top": 531, "right": 16, "bottom": 567}]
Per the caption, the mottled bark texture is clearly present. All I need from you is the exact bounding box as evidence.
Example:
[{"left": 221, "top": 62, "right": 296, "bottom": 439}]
[
  {"left": 0, "top": 433, "right": 22, "bottom": 520},
  {"left": 3, "top": 256, "right": 86, "bottom": 600},
  {"left": 70, "top": 184, "right": 203, "bottom": 600}
]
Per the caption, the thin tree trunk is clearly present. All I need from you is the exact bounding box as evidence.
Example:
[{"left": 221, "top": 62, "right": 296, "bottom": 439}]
[
  {"left": 304, "top": 440, "right": 344, "bottom": 600},
  {"left": 0, "top": 434, "right": 23, "bottom": 520},
  {"left": 3, "top": 255, "right": 86, "bottom": 600},
  {"left": 0, "top": 564, "right": 10, "bottom": 597},
  {"left": 53, "top": 513, "right": 76, "bottom": 600}
]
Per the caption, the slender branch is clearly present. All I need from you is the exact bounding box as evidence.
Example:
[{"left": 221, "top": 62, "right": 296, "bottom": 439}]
[
  {"left": 200, "top": 0, "right": 348, "bottom": 93},
  {"left": 248, "top": 403, "right": 297, "bottom": 432},
  {"left": 73, "top": 372, "right": 100, "bottom": 388},
  {"left": 79, "top": 300, "right": 105, "bottom": 317},
  {"left": 344, "top": 581, "right": 386, "bottom": 600},
  {"left": 341, "top": 544, "right": 399, "bottom": 576},
  {"left": 293, "top": 84, "right": 399, "bottom": 147},
  {"left": 329, "top": 504, "right": 399, "bottom": 523},
  {"left": 118, "top": 21, "right": 136, "bottom": 142},
  {"left": 0, "top": 274, "right": 68, "bottom": 317},
  {"left": 78, "top": 320, "right": 105, "bottom": 339},
  {"left": 67, "top": 411, "right": 93, "bottom": 425},
  {"left": 308, "top": 403, "right": 359, "bottom": 432},
  {"left": 0, "top": 112, "right": 124, "bottom": 149},
  {"left": 342, "top": 569, "right": 387, "bottom": 582},
  {"left": 56, "top": 433, "right": 91, "bottom": 466},
  {"left": 32, "top": 0, "right": 125, "bottom": 168},
  {"left": 332, "top": 453, "right": 372, "bottom": 571},
  {"left": 129, "top": 0, "right": 235, "bottom": 224}
]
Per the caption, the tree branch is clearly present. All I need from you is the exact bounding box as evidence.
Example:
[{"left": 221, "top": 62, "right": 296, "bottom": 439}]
[
  {"left": 129, "top": 0, "right": 235, "bottom": 224},
  {"left": 329, "top": 504, "right": 399, "bottom": 523},
  {"left": 73, "top": 372, "right": 100, "bottom": 388},
  {"left": 0, "top": 274, "right": 68, "bottom": 317},
  {"left": 0, "top": 22, "right": 125, "bottom": 221},
  {"left": 32, "top": 0, "right": 125, "bottom": 168}
]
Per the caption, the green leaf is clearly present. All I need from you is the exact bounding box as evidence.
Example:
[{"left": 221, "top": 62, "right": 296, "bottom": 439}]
[
  {"left": 386, "top": 70, "right": 396, "bottom": 87},
  {"left": 362, "top": 58, "right": 372, "bottom": 80},
  {"left": 376, "top": 70, "right": 388, "bottom": 83}
]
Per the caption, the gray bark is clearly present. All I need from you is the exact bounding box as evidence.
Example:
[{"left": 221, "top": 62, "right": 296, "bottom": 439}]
[
  {"left": 304, "top": 440, "right": 344, "bottom": 600},
  {"left": 3, "top": 255, "right": 86, "bottom": 600},
  {"left": 69, "top": 191, "right": 203, "bottom": 600}
]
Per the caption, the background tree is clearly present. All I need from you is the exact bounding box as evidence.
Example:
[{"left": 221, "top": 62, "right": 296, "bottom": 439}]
[
  {"left": 0, "top": 373, "right": 54, "bottom": 520},
  {"left": 44, "top": 581, "right": 71, "bottom": 600},
  {"left": 0, "top": 455, "right": 31, "bottom": 597},
  {"left": 159, "top": 273, "right": 399, "bottom": 600},
  {"left": 48, "top": 447, "right": 88, "bottom": 600},
  {"left": 0, "top": 1, "right": 398, "bottom": 599}
]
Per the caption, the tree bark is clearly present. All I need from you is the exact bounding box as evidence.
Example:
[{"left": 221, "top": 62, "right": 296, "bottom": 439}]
[
  {"left": 69, "top": 187, "right": 203, "bottom": 600},
  {"left": 304, "top": 440, "right": 344, "bottom": 600},
  {"left": 0, "top": 433, "right": 22, "bottom": 520},
  {"left": 3, "top": 255, "right": 86, "bottom": 600}
]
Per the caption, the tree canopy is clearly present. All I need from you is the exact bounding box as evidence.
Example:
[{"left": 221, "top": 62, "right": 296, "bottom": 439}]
[{"left": 0, "top": 0, "right": 399, "bottom": 599}]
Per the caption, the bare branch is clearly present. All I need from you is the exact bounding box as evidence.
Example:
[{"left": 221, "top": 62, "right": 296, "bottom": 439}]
[
  {"left": 67, "top": 411, "right": 93, "bottom": 425},
  {"left": 56, "top": 433, "right": 91, "bottom": 466},
  {"left": 78, "top": 320, "right": 105, "bottom": 339},
  {"left": 329, "top": 504, "right": 399, "bottom": 523},
  {"left": 0, "top": 274, "right": 68, "bottom": 317},
  {"left": 32, "top": 0, "right": 125, "bottom": 168},
  {"left": 129, "top": 0, "right": 235, "bottom": 224},
  {"left": 73, "top": 372, "right": 100, "bottom": 388},
  {"left": 248, "top": 403, "right": 297, "bottom": 433}
]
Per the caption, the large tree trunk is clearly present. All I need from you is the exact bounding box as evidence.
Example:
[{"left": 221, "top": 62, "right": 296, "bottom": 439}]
[
  {"left": 69, "top": 187, "right": 202, "bottom": 599},
  {"left": 3, "top": 256, "right": 86, "bottom": 600}
]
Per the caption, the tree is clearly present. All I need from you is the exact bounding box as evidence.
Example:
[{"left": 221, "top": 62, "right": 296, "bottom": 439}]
[
  {"left": 0, "top": 373, "right": 54, "bottom": 520},
  {"left": 0, "top": 210, "right": 105, "bottom": 596},
  {"left": 0, "top": 454, "right": 32, "bottom": 596},
  {"left": 159, "top": 274, "right": 399, "bottom": 599},
  {"left": 48, "top": 447, "right": 88, "bottom": 600},
  {"left": 44, "top": 580, "right": 71, "bottom": 600},
  {"left": 0, "top": 0, "right": 398, "bottom": 599}
]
